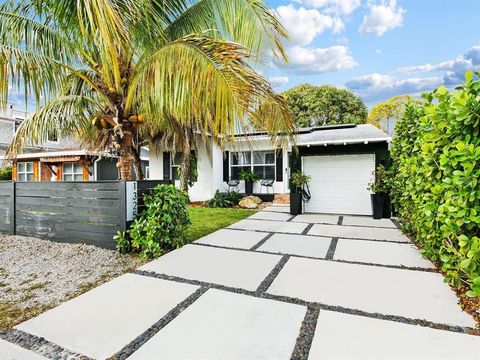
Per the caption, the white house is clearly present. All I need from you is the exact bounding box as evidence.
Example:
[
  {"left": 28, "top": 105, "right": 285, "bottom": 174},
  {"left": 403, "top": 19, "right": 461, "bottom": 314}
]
[{"left": 149, "top": 124, "right": 391, "bottom": 215}]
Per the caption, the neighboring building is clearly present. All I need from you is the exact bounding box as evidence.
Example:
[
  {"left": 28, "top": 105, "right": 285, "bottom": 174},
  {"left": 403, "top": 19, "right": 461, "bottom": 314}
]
[
  {"left": 0, "top": 104, "right": 149, "bottom": 181},
  {"left": 149, "top": 124, "right": 391, "bottom": 215}
]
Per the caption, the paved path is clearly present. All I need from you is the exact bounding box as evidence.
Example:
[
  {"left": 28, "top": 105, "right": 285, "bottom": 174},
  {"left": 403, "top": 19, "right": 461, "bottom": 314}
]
[{"left": 2, "top": 205, "right": 480, "bottom": 359}]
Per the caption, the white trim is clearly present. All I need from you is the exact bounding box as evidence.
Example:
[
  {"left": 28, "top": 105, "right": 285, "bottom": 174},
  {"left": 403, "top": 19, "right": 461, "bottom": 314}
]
[
  {"left": 0, "top": 149, "right": 109, "bottom": 160},
  {"left": 296, "top": 137, "right": 391, "bottom": 147}
]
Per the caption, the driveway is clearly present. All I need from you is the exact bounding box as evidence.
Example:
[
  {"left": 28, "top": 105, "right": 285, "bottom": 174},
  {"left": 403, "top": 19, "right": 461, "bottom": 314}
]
[{"left": 2, "top": 205, "right": 480, "bottom": 359}]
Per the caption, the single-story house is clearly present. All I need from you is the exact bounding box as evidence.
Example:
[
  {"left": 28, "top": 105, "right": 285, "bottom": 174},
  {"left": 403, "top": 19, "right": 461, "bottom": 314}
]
[
  {"left": 3, "top": 149, "right": 149, "bottom": 182},
  {"left": 149, "top": 123, "right": 391, "bottom": 215}
]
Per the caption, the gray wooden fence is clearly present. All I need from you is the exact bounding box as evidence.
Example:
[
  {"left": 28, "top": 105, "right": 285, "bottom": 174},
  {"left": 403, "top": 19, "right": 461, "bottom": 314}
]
[{"left": 0, "top": 180, "right": 169, "bottom": 249}]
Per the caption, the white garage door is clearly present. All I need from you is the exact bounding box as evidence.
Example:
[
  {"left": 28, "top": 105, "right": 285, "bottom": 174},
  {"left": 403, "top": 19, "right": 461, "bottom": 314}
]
[{"left": 303, "top": 154, "right": 375, "bottom": 215}]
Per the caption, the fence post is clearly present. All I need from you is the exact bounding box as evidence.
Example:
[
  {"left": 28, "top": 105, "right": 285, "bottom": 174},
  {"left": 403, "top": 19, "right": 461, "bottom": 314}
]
[
  {"left": 119, "top": 181, "right": 127, "bottom": 233},
  {"left": 10, "top": 181, "right": 16, "bottom": 234}
]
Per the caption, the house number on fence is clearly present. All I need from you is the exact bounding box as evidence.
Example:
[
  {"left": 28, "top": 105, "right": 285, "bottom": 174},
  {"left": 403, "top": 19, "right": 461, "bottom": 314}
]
[{"left": 126, "top": 181, "right": 138, "bottom": 221}]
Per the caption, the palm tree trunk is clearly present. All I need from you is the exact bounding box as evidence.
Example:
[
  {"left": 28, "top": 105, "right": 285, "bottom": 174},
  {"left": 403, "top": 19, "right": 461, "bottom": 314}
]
[
  {"left": 118, "top": 130, "right": 133, "bottom": 181},
  {"left": 132, "top": 147, "right": 144, "bottom": 180},
  {"left": 179, "top": 140, "right": 191, "bottom": 192}
]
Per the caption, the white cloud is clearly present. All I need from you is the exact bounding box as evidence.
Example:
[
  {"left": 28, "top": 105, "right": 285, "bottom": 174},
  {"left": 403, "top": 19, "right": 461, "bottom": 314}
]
[
  {"left": 268, "top": 76, "right": 290, "bottom": 88},
  {"left": 396, "top": 45, "right": 480, "bottom": 85},
  {"left": 359, "top": 0, "right": 405, "bottom": 36},
  {"left": 295, "top": 0, "right": 361, "bottom": 15},
  {"left": 278, "top": 45, "right": 358, "bottom": 74},
  {"left": 346, "top": 73, "right": 442, "bottom": 102},
  {"left": 276, "top": 5, "right": 345, "bottom": 47},
  {"left": 375, "top": 49, "right": 382, "bottom": 55}
]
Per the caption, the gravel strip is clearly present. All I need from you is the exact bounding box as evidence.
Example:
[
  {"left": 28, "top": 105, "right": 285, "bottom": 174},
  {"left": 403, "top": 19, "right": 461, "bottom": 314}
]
[
  {"left": 0, "top": 233, "right": 143, "bottom": 310},
  {"left": 0, "top": 329, "right": 91, "bottom": 360},
  {"left": 290, "top": 304, "right": 321, "bottom": 360}
]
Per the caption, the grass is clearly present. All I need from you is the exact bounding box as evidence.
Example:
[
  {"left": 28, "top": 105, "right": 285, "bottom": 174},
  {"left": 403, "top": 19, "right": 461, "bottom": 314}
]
[{"left": 188, "top": 206, "right": 256, "bottom": 241}]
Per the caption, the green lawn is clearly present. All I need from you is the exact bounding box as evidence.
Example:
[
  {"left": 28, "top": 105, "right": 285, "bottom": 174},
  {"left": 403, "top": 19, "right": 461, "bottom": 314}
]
[{"left": 188, "top": 206, "right": 256, "bottom": 241}]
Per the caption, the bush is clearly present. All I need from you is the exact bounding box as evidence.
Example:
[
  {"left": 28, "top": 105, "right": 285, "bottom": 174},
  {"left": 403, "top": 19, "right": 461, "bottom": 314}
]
[
  {"left": 390, "top": 72, "right": 480, "bottom": 297},
  {"left": 205, "top": 190, "right": 242, "bottom": 208},
  {"left": 116, "top": 184, "right": 190, "bottom": 259},
  {"left": 0, "top": 166, "right": 12, "bottom": 180},
  {"left": 367, "top": 164, "right": 389, "bottom": 194}
]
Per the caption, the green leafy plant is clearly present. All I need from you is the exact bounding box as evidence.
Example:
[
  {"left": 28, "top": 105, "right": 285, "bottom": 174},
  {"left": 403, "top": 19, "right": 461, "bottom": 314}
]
[
  {"left": 239, "top": 170, "right": 260, "bottom": 183},
  {"left": 115, "top": 184, "right": 190, "bottom": 259},
  {"left": 205, "top": 190, "right": 242, "bottom": 208},
  {"left": 0, "top": 166, "right": 12, "bottom": 180},
  {"left": 290, "top": 171, "right": 310, "bottom": 193},
  {"left": 367, "top": 164, "right": 389, "bottom": 194},
  {"left": 114, "top": 231, "right": 131, "bottom": 254},
  {"left": 389, "top": 72, "right": 480, "bottom": 297}
]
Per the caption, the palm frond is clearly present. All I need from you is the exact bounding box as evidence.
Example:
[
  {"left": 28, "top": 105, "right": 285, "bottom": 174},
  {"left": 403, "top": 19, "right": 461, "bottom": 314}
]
[{"left": 8, "top": 95, "right": 101, "bottom": 155}]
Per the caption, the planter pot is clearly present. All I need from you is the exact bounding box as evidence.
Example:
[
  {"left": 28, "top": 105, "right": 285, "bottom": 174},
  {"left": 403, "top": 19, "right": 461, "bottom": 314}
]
[
  {"left": 244, "top": 181, "right": 253, "bottom": 195},
  {"left": 371, "top": 193, "right": 386, "bottom": 219},
  {"left": 383, "top": 194, "right": 392, "bottom": 219},
  {"left": 290, "top": 193, "right": 302, "bottom": 215}
]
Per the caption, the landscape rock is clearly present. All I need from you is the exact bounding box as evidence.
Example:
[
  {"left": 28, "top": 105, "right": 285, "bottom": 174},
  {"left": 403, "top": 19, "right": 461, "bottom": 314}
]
[{"left": 239, "top": 196, "right": 262, "bottom": 209}]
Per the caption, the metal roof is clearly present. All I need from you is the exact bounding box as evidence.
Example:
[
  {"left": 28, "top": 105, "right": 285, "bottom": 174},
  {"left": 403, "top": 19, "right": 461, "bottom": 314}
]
[{"left": 296, "top": 124, "right": 391, "bottom": 146}]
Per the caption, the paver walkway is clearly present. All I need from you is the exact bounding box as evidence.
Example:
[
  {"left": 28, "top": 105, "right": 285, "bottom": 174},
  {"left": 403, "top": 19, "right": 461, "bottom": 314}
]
[{"left": 2, "top": 205, "right": 480, "bottom": 359}]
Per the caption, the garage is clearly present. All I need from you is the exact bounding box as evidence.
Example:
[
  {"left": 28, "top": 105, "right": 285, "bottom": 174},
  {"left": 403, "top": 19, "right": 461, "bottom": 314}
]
[
  {"left": 292, "top": 124, "right": 391, "bottom": 216},
  {"left": 303, "top": 154, "right": 375, "bottom": 215}
]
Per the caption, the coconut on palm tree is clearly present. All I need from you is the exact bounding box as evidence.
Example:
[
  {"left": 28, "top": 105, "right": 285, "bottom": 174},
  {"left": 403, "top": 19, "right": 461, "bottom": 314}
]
[{"left": 0, "top": 0, "right": 293, "bottom": 182}]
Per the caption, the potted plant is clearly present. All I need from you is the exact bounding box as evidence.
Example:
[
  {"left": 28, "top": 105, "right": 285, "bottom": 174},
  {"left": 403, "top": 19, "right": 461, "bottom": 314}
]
[
  {"left": 290, "top": 171, "right": 311, "bottom": 215},
  {"left": 368, "top": 164, "right": 389, "bottom": 219},
  {"left": 240, "top": 170, "right": 260, "bottom": 194}
]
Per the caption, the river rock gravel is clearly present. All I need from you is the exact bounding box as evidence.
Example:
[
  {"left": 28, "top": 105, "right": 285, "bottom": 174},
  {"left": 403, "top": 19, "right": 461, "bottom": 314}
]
[{"left": 0, "top": 234, "right": 143, "bottom": 310}]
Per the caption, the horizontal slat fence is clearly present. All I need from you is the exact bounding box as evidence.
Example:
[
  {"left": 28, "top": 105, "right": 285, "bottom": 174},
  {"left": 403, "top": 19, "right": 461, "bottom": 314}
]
[{"left": 0, "top": 180, "right": 169, "bottom": 249}]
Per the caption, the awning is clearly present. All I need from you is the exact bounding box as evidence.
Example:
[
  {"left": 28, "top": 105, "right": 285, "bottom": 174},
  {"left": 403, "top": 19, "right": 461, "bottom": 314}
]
[{"left": 40, "top": 156, "right": 81, "bottom": 163}]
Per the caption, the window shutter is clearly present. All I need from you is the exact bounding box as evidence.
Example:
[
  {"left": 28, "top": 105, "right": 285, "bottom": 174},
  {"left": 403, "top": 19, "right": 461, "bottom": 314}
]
[
  {"left": 33, "top": 161, "right": 39, "bottom": 181},
  {"left": 223, "top": 151, "right": 229, "bottom": 182},
  {"left": 276, "top": 150, "right": 283, "bottom": 182},
  {"left": 163, "top": 152, "right": 171, "bottom": 180}
]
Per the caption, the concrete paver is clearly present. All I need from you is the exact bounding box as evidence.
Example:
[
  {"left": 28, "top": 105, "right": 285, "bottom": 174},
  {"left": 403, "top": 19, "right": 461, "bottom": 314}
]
[
  {"left": 267, "top": 257, "right": 476, "bottom": 327},
  {"left": 291, "top": 213, "right": 339, "bottom": 224},
  {"left": 15, "top": 274, "right": 199, "bottom": 359},
  {"left": 342, "top": 215, "right": 397, "bottom": 228},
  {"left": 309, "top": 223, "right": 410, "bottom": 242},
  {"left": 309, "top": 310, "right": 480, "bottom": 359},
  {"left": 194, "top": 229, "right": 267, "bottom": 249},
  {"left": 130, "top": 289, "right": 306, "bottom": 360},
  {"left": 262, "top": 206, "right": 290, "bottom": 213},
  {"left": 229, "top": 219, "right": 308, "bottom": 234},
  {"left": 140, "top": 244, "right": 281, "bottom": 291},
  {"left": 0, "top": 339, "right": 46, "bottom": 360},
  {"left": 334, "top": 238, "right": 435, "bottom": 268},
  {"left": 257, "top": 233, "right": 331, "bottom": 258},
  {"left": 249, "top": 211, "right": 293, "bottom": 221}
]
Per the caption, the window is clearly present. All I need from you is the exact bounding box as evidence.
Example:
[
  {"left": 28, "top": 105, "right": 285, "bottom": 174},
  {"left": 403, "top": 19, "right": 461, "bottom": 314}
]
[
  {"left": 63, "top": 163, "right": 83, "bottom": 181},
  {"left": 230, "top": 151, "right": 252, "bottom": 180},
  {"left": 230, "top": 151, "right": 276, "bottom": 180},
  {"left": 171, "top": 153, "right": 182, "bottom": 180},
  {"left": 145, "top": 166, "right": 150, "bottom": 180},
  {"left": 253, "top": 151, "right": 275, "bottom": 179},
  {"left": 17, "top": 162, "right": 34, "bottom": 181}
]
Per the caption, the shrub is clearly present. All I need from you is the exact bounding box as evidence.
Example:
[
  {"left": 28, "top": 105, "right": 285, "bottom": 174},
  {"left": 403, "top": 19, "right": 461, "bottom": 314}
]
[
  {"left": 290, "top": 171, "right": 310, "bottom": 193},
  {"left": 390, "top": 72, "right": 480, "bottom": 297},
  {"left": 367, "top": 164, "right": 389, "bottom": 194},
  {"left": 116, "top": 184, "right": 190, "bottom": 259},
  {"left": 239, "top": 170, "right": 260, "bottom": 182},
  {"left": 0, "top": 166, "right": 12, "bottom": 180},
  {"left": 205, "top": 190, "right": 242, "bottom": 208}
]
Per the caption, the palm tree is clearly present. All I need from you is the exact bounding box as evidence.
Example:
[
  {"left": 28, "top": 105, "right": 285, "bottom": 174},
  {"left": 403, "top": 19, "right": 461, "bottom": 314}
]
[{"left": 0, "top": 0, "right": 293, "bottom": 181}]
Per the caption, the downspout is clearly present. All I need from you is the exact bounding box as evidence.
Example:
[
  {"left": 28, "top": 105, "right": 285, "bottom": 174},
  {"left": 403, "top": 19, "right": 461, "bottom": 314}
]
[{"left": 93, "top": 156, "right": 102, "bottom": 181}]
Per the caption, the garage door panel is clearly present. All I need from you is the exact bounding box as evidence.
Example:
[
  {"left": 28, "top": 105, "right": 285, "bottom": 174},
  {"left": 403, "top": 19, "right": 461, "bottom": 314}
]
[{"left": 303, "top": 154, "right": 374, "bottom": 215}]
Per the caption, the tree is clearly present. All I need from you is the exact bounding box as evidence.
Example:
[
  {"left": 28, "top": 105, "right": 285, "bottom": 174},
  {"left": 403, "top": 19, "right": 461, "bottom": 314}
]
[
  {"left": 281, "top": 84, "right": 368, "bottom": 127},
  {"left": 368, "top": 95, "right": 421, "bottom": 133},
  {"left": 0, "top": 0, "right": 292, "bottom": 182}
]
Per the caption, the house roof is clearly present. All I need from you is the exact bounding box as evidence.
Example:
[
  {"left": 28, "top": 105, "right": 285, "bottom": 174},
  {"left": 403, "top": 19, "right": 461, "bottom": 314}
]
[
  {"left": 233, "top": 124, "right": 391, "bottom": 146},
  {"left": 295, "top": 124, "right": 391, "bottom": 146}
]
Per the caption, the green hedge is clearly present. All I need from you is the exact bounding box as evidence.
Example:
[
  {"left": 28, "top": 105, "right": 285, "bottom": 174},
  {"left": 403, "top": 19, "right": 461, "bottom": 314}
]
[
  {"left": 390, "top": 72, "right": 480, "bottom": 297},
  {"left": 0, "top": 166, "right": 12, "bottom": 180}
]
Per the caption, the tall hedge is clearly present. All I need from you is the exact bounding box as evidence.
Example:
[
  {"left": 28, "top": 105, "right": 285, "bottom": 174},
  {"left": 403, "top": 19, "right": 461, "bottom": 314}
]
[{"left": 390, "top": 72, "right": 480, "bottom": 297}]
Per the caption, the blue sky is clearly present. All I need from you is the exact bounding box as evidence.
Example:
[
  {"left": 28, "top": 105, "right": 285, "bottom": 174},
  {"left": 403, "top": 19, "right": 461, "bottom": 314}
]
[
  {"left": 7, "top": 0, "right": 480, "bottom": 110},
  {"left": 263, "top": 0, "right": 480, "bottom": 106}
]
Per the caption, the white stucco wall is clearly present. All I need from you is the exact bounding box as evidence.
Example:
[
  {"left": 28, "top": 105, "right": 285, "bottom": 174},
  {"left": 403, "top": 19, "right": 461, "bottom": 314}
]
[{"left": 148, "top": 137, "right": 290, "bottom": 201}]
